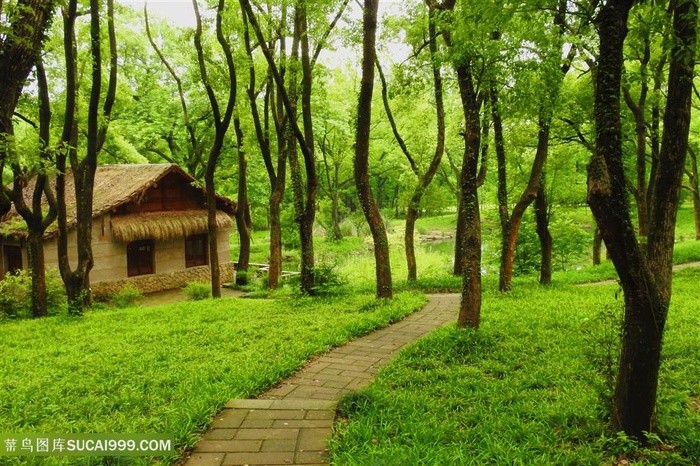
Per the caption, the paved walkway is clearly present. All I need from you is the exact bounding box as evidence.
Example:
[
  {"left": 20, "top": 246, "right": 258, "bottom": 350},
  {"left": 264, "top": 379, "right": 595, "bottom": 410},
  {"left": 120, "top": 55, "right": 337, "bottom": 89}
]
[
  {"left": 183, "top": 293, "right": 460, "bottom": 466},
  {"left": 578, "top": 260, "right": 700, "bottom": 286}
]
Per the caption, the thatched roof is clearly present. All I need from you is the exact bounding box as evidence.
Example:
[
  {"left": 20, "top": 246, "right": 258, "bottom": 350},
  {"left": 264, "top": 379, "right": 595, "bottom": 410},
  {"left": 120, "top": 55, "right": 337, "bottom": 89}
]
[
  {"left": 111, "top": 210, "right": 233, "bottom": 242},
  {"left": 0, "top": 164, "right": 236, "bottom": 239}
]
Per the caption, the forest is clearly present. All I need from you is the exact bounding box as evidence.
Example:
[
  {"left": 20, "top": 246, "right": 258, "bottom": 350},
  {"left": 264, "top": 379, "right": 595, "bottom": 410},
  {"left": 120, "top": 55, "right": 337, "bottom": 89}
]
[{"left": 1, "top": 0, "right": 700, "bottom": 464}]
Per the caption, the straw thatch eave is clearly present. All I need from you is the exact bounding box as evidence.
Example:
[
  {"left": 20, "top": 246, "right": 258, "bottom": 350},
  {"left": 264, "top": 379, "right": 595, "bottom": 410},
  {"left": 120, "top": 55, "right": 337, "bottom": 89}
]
[
  {"left": 0, "top": 164, "right": 237, "bottom": 239},
  {"left": 110, "top": 210, "right": 233, "bottom": 243}
]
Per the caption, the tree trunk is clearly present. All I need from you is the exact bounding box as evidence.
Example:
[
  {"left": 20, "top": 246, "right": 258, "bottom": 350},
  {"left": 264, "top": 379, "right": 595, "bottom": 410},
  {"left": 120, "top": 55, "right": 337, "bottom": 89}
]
[
  {"left": 331, "top": 192, "right": 343, "bottom": 240},
  {"left": 193, "top": 0, "right": 238, "bottom": 298},
  {"left": 234, "top": 119, "right": 251, "bottom": 285},
  {"left": 355, "top": 0, "right": 392, "bottom": 299},
  {"left": 590, "top": 0, "right": 697, "bottom": 441},
  {"left": 688, "top": 146, "right": 700, "bottom": 240},
  {"left": 405, "top": 204, "right": 419, "bottom": 282},
  {"left": 239, "top": 6, "right": 284, "bottom": 289},
  {"left": 453, "top": 204, "right": 466, "bottom": 276},
  {"left": 455, "top": 64, "right": 482, "bottom": 329},
  {"left": 535, "top": 179, "right": 552, "bottom": 285},
  {"left": 623, "top": 38, "right": 651, "bottom": 240},
  {"left": 403, "top": 7, "right": 445, "bottom": 282},
  {"left": 497, "top": 113, "right": 551, "bottom": 291},
  {"left": 593, "top": 225, "right": 603, "bottom": 265},
  {"left": 27, "top": 231, "right": 48, "bottom": 317},
  {"left": 0, "top": 0, "right": 56, "bottom": 313}
]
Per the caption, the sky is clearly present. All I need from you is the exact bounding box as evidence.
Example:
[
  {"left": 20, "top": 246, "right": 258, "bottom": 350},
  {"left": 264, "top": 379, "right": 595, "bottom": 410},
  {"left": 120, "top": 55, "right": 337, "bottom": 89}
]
[
  {"left": 117, "top": 0, "right": 410, "bottom": 67},
  {"left": 121, "top": 0, "right": 197, "bottom": 28}
]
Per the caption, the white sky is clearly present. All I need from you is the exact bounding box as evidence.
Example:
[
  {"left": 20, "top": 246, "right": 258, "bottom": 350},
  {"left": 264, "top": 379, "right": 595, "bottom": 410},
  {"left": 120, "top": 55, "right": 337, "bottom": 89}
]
[{"left": 121, "top": 0, "right": 197, "bottom": 28}]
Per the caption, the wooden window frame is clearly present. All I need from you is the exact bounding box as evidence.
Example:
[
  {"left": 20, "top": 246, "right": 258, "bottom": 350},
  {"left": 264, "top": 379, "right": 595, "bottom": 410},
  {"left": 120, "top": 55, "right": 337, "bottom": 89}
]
[
  {"left": 127, "top": 240, "right": 155, "bottom": 277},
  {"left": 185, "top": 234, "right": 208, "bottom": 268},
  {"left": 3, "top": 244, "right": 23, "bottom": 275}
]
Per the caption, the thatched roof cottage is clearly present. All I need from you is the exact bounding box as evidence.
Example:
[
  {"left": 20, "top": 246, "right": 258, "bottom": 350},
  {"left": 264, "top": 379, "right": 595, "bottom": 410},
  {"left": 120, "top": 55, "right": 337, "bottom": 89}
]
[{"left": 0, "top": 164, "right": 236, "bottom": 299}]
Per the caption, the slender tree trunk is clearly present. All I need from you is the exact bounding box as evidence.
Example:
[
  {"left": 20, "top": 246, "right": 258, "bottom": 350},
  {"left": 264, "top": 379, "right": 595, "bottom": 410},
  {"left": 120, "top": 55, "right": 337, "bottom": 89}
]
[
  {"left": 355, "top": 0, "right": 392, "bottom": 299},
  {"left": 193, "top": 0, "right": 238, "bottom": 298},
  {"left": 535, "top": 179, "right": 552, "bottom": 285},
  {"left": 498, "top": 114, "right": 551, "bottom": 291},
  {"left": 331, "top": 192, "right": 343, "bottom": 240},
  {"left": 403, "top": 8, "right": 445, "bottom": 282},
  {"left": 56, "top": 0, "right": 116, "bottom": 311},
  {"left": 593, "top": 224, "right": 603, "bottom": 265},
  {"left": 455, "top": 64, "right": 482, "bottom": 328},
  {"left": 234, "top": 119, "right": 251, "bottom": 285},
  {"left": 239, "top": 6, "right": 284, "bottom": 289},
  {"left": 688, "top": 146, "right": 700, "bottom": 240},
  {"left": 623, "top": 39, "right": 651, "bottom": 240}
]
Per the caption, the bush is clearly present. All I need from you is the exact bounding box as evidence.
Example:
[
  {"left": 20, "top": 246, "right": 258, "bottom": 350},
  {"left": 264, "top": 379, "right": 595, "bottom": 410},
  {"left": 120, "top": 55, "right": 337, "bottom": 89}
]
[
  {"left": 0, "top": 269, "right": 67, "bottom": 319},
  {"left": 183, "top": 282, "right": 211, "bottom": 301},
  {"left": 110, "top": 283, "right": 142, "bottom": 308}
]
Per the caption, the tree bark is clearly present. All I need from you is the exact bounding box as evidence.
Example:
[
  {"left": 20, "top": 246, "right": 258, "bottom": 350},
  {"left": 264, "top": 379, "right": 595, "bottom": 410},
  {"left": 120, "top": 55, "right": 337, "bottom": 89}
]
[
  {"left": 234, "top": 118, "right": 251, "bottom": 285},
  {"left": 239, "top": 5, "right": 285, "bottom": 289},
  {"left": 55, "top": 0, "right": 117, "bottom": 311},
  {"left": 688, "top": 147, "right": 700, "bottom": 240},
  {"left": 590, "top": 0, "right": 698, "bottom": 441},
  {"left": 193, "top": 0, "right": 238, "bottom": 298},
  {"left": 455, "top": 64, "right": 482, "bottom": 328},
  {"left": 0, "top": 0, "right": 55, "bottom": 237},
  {"left": 377, "top": 6, "right": 445, "bottom": 283},
  {"left": 593, "top": 224, "right": 603, "bottom": 265},
  {"left": 623, "top": 38, "right": 650, "bottom": 239},
  {"left": 8, "top": 58, "right": 57, "bottom": 318},
  {"left": 355, "top": 0, "right": 392, "bottom": 299},
  {"left": 534, "top": 177, "right": 552, "bottom": 285}
]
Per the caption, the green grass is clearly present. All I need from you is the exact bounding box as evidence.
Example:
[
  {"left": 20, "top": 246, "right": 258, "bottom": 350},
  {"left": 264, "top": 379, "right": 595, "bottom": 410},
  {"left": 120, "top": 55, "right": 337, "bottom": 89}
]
[
  {"left": 330, "top": 270, "right": 700, "bottom": 465},
  {"left": 0, "top": 292, "right": 427, "bottom": 465}
]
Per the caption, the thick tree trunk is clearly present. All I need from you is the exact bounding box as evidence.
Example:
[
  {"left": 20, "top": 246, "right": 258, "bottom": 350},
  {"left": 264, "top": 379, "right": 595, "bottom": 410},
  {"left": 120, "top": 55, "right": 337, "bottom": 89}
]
[
  {"left": 590, "top": 0, "right": 697, "bottom": 441},
  {"left": 535, "top": 180, "right": 552, "bottom": 285},
  {"left": 355, "top": 0, "right": 391, "bottom": 299}
]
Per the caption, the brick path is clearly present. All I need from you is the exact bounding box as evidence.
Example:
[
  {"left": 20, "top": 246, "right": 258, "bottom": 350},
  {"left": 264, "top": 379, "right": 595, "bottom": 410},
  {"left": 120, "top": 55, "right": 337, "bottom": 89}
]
[{"left": 183, "top": 293, "right": 460, "bottom": 466}]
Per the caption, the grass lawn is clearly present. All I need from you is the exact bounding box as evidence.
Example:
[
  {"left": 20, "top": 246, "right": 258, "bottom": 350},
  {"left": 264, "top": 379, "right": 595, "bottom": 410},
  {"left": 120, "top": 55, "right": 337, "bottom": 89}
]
[
  {"left": 330, "top": 269, "right": 700, "bottom": 465},
  {"left": 0, "top": 292, "right": 426, "bottom": 465}
]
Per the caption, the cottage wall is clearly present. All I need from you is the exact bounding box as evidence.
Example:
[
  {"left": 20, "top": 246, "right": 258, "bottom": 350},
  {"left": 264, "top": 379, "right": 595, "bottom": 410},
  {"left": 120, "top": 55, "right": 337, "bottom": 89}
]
[
  {"left": 6, "top": 213, "right": 234, "bottom": 300},
  {"left": 0, "top": 238, "right": 26, "bottom": 277}
]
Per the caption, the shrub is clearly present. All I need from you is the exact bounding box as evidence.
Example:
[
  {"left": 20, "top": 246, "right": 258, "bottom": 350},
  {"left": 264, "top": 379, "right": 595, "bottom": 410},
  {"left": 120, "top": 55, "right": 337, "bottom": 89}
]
[
  {"left": 0, "top": 269, "right": 67, "bottom": 319},
  {"left": 285, "top": 263, "right": 346, "bottom": 296},
  {"left": 183, "top": 282, "right": 211, "bottom": 301},
  {"left": 581, "top": 299, "right": 623, "bottom": 421},
  {"left": 110, "top": 283, "right": 142, "bottom": 308},
  {"left": 0, "top": 270, "right": 31, "bottom": 319}
]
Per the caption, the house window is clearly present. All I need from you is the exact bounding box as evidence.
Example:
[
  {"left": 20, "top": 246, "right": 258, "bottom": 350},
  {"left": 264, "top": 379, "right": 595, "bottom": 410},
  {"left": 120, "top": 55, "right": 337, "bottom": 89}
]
[
  {"left": 3, "top": 245, "right": 22, "bottom": 275},
  {"left": 185, "top": 234, "right": 208, "bottom": 268},
  {"left": 127, "top": 240, "right": 154, "bottom": 277}
]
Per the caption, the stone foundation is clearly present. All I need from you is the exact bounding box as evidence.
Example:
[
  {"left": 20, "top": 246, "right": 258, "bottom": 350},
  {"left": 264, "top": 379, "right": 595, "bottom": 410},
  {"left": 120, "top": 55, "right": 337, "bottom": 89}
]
[{"left": 92, "top": 262, "right": 235, "bottom": 300}]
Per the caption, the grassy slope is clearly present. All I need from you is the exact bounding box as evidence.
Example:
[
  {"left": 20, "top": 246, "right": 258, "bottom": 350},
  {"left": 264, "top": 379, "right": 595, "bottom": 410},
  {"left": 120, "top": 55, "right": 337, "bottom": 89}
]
[
  {"left": 0, "top": 292, "right": 426, "bottom": 465},
  {"left": 330, "top": 270, "right": 700, "bottom": 465}
]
